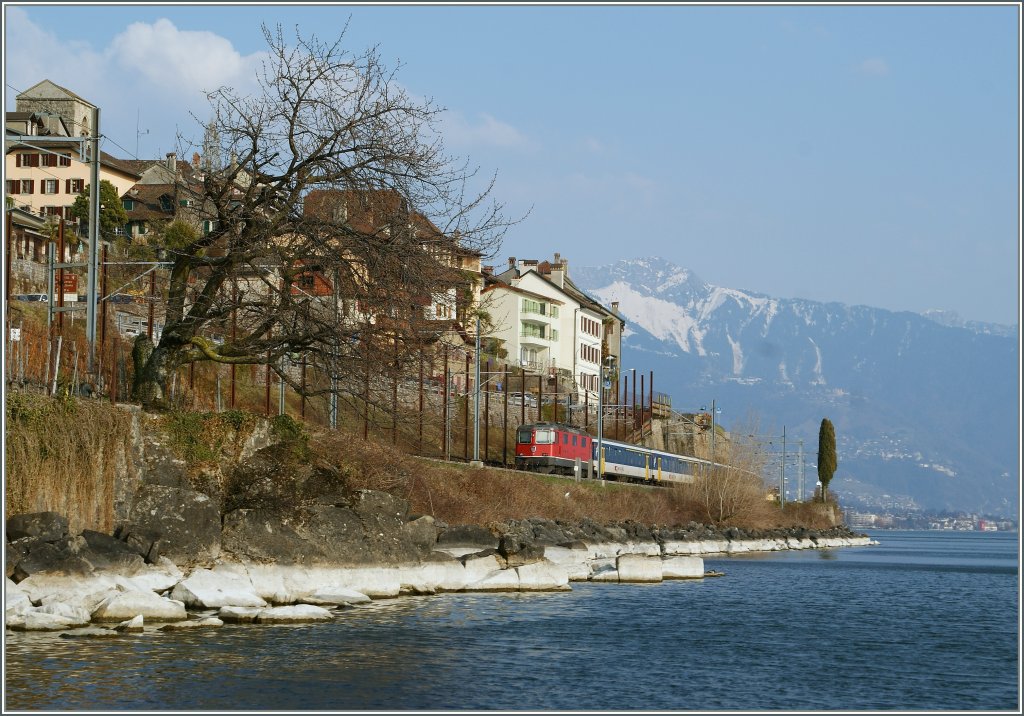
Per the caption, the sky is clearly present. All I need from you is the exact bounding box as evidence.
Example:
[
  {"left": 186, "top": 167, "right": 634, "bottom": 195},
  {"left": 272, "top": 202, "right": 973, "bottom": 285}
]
[{"left": 3, "top": 2, "right": 1021, "bottom": 326}]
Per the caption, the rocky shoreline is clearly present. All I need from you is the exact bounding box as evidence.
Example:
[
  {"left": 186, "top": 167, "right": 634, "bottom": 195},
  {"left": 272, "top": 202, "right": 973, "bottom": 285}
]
[{"left": 6, "top": 498, "right": 876, "bottom": 636}]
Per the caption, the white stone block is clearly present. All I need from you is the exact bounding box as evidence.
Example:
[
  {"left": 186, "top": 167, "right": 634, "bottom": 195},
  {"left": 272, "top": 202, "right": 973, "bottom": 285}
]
[
  {"left": 115, "top": 615, "right": 145, "bottom": 633},
  {"left": 254, "top": 604, "right": 333, "bottom": 623},
  {"left": 7, "top": 611, "right": 85, "bottom": 631},
  {"left": 91, "top": 589, "right": 186, "bottom": 622},
  {"left": 218, "top": 605, "right": 263, "bottom": 623},
  {"left": 616, "top": 554, "right": 663, "bottom": 582},
  {"left": 516, "top": 561, "right": 570, "bottom": 591},
  {"left": 301, "top": 586, "right": 372, "bottom": 606},
  {"left": 661, "top": 556, "right": 705, "bottom": 579},
  {"left": 159, "top": 617, "right": 224, "bottom": 630},
  {"left": 35, "top": 602, "right": 92, "bottom": 624},
  {"left": 169, "top": 568, "right": 267, "bottom": 609},
  {"left": 466, "top": 568, "right": 520, "bottom": 591}
]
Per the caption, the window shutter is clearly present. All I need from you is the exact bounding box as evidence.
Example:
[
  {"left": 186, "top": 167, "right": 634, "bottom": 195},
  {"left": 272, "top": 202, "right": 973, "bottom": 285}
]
[
  {"left": 27, "top": 180, "right": 34, "bottom": 194},
  {"left": 65, "top": 179, "right": 71, "bottom": 194}
]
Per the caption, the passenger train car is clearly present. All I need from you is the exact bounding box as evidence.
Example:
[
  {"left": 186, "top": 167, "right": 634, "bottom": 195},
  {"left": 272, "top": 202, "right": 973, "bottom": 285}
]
[{"left": 514, "top": 422, "right": 708, "bottom": 485}]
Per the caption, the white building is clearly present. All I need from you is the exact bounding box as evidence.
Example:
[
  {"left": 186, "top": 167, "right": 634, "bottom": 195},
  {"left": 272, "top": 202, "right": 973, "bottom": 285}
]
[{"left": 482, "top": 254, "right": 622, "bottom": 402}]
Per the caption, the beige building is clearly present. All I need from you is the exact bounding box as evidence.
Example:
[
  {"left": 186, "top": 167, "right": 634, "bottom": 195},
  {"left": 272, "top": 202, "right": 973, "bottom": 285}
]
[{"left": 6, "top": 80, "right": 139, "bottom": 222}]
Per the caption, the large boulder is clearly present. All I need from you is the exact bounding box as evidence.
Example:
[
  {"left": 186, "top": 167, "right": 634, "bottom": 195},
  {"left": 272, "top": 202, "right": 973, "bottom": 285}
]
[
  {"left": 497, "top": 535, "right": 545, "bottom": 568},
  {"left": 435, "top": 524, "right": 499, "bottom": 556},
  {"left": 120, "top": 485, "right": 221, "bottom": 566},
  {"left": 221, "top": 491, "right": 429, "bottom": 567},
  {"left": 220, "top": 509, "right": 314, "bottom": 565},
  {"left": 10, "top": 537, "right": 95, "bottom": 582},
  {"left": 6, "top": 512, "right": 69, "bottom": 542},
  {"left": 79, "top": 530, "right": 147, "bottom": 574}
]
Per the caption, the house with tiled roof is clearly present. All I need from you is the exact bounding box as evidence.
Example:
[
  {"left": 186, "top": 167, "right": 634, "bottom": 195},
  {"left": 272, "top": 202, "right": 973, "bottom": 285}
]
[
  {"left": 119, "top": 153, "right": 217, "bottom": 242},
  {"left": 303, "top": 188, "right": 484, "bottom": 325},
  {"left": 482, "top": 254, "right": 624, "bottom": 403}
]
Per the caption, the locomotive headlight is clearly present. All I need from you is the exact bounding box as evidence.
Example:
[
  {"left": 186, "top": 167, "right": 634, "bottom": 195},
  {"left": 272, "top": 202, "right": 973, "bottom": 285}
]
[{"left": 531, "top": 446, "right": 536, "bottom": 453}]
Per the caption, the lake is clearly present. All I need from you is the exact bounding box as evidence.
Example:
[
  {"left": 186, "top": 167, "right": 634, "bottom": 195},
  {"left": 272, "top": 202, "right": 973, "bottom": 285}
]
[{"left": 3, "top": 530, "right": 1018, "bottom": 711}]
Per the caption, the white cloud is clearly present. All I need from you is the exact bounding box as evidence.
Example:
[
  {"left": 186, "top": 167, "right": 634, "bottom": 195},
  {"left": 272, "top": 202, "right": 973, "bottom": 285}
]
[
  {"left": 858, "top": 58, "right": 890, "bottom": 76},
  {"left": 4, "top": 8, "right": 107, "bottom": 104},
  {"left": 108, "top": 19, "right": 265, "bottom": 100},
  {"left": 4, "top": 10, "right": 266, "bottom": 157},
  {"left": 442, "top": 111, "right": 533, "bottom": 150}
]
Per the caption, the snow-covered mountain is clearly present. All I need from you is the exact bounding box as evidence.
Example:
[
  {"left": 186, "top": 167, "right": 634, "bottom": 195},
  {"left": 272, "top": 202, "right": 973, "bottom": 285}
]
[{"left": 574, "top": 258, "right": 1020, "bottom": 518}]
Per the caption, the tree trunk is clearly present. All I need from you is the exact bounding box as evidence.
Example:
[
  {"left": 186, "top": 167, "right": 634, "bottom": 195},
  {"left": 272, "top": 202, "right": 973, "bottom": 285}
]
[{"left": 131, "top": 336, "right": 174, "bottom": 408}]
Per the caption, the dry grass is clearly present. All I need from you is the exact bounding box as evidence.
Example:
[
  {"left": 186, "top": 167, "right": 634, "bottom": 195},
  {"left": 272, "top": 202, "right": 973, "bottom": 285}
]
[
  {"left": 3, "top": 390, "right": 836, "bottom": 535},
  {"left": 4, "top": 391, "right": 133, "bottom": 533},
  {"left": 309, "top": 427, "right": 816, "bottom": 530}
]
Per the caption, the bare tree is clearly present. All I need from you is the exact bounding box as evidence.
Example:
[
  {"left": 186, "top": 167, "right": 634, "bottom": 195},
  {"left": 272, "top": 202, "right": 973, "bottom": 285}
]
[
  {"left": 683, "top": 423, "right": 772, "bottom": 526},
  {"left": 131, "top": 24, "right": 512, "bottom": 409}
]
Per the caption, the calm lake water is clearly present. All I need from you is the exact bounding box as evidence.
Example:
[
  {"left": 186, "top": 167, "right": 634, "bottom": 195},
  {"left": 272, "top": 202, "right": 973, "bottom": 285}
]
[{"left": 3, "top": 530, "right": 1019, "bottom": 711}]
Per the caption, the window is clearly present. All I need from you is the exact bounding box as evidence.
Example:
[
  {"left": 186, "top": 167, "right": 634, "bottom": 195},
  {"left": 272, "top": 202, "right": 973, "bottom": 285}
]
[
  {"left": 516, "top": 428, "right": 533, "bottom": 444},
  {"left": 123, "top": 199, "right": 134, "bottom": 210},
  {"left": 66, "top": 179, "right": 84, "bottom": 194},
  {"left": 58, "top": 154, "right": 71, "bottom": 167},
  {"left": 42, "top": 179, "right": 58, "bottom": 194},
  {"left": 551, "top": 305, "right": 559, "bottom": 318},
  {"left": 572, "top": 435, "right": 577, "bottom": 446},
  {"left": 6, "top": 180, "right": 19, "bottom": 195},
  {"left": 16, "top": 153, "right": 39, "bottom": 168},
  {"left": 534, "top": 429, "right": 555, "bottom": 444},
  {"left": 19, "top": 180, "right": 34, "bottom": 194},
  {"left": 41, "top": 154, "right": 58, "bottom": 168},
  {"left": 159, "top": 196, "right": 173, "bottom": 212}
]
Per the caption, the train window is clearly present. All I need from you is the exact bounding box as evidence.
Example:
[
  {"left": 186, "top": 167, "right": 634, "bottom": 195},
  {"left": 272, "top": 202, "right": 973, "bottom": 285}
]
[
  {"left": 516, "top": 428, "right": 532, "bottom": 444},
  {"left": 535, "top": 429, "right": 555, "bottom": 444},
  {"left": 563, "top": 433, "right": 569, "bottom": 445},
  {"left": 572, "top": 435, "right": 577, "bottom": 446},
  {"left": 581, "top": 437, "right": 587, "bottom": 447}
]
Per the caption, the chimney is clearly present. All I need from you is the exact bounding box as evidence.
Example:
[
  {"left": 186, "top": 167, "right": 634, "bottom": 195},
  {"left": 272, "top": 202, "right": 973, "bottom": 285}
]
[
  {"left": 553, "top": 252, "right": 561, "bottom": 266},
  {"left": 611, "top": 301, "right": 620, "bottom": 312},
  {"left": 166, "top": 152, "right": 176, "bottom": 172},
  {"left": 482, "top": 265, "right": 494, "bottom": 276},
  {"left": 192, "top": 152, "right": 201, "bottom": 169},
  {"left": 508, "top": 256, "right": 516, "bottom": 270}
]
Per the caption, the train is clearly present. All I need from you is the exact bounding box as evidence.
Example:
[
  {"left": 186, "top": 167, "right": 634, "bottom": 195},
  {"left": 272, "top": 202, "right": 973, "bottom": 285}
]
[{"left": 514, "top": 422, "right": 709, "bottom": 485}]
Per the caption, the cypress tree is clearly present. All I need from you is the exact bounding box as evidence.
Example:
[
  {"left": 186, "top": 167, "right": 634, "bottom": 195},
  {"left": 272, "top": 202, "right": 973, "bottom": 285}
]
[{"left": 817, "top": 418, "right": 837, "bottom": 502}]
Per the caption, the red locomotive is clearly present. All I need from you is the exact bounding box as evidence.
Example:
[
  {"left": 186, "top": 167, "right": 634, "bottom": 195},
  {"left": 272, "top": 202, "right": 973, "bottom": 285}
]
[{"left": 514, "top": 422, "right": 592, "bottom": 474}]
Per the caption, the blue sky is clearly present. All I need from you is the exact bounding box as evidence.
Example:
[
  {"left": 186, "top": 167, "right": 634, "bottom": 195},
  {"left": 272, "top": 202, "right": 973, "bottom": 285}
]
[{"left": 4, "top": 3, "right": 1020, "bottom": 325}]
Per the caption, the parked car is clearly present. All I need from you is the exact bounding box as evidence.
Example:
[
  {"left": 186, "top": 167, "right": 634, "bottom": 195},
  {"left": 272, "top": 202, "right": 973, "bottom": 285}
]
[{"left": 508, "top": 392, "right": 537, "bottom": 407}]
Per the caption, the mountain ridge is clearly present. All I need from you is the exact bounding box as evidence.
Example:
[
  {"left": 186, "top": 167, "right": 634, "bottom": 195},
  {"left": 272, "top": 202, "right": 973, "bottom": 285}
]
[{"left": 573, "top": 258, "right": 1020, "bottom": 518}]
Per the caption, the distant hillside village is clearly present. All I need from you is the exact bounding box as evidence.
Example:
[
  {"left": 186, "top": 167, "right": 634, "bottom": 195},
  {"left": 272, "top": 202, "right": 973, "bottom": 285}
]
[{"left": 6, "top": 79, "right": 669, "bottom": 420}]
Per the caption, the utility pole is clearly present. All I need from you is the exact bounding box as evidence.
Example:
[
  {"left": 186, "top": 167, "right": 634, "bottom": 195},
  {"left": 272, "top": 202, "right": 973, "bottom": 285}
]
[
  {"left": 86, "top": 107, "right": 101, "bottom": 375},
  {"left": 798, "top": 439, "right": 805, "bottom": 501},
  {"left": 471, "top": 315, "right": 482, "bottom": 467},
  {"left": 781, "top": 425, "right": 787, "bottom": 508}
]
